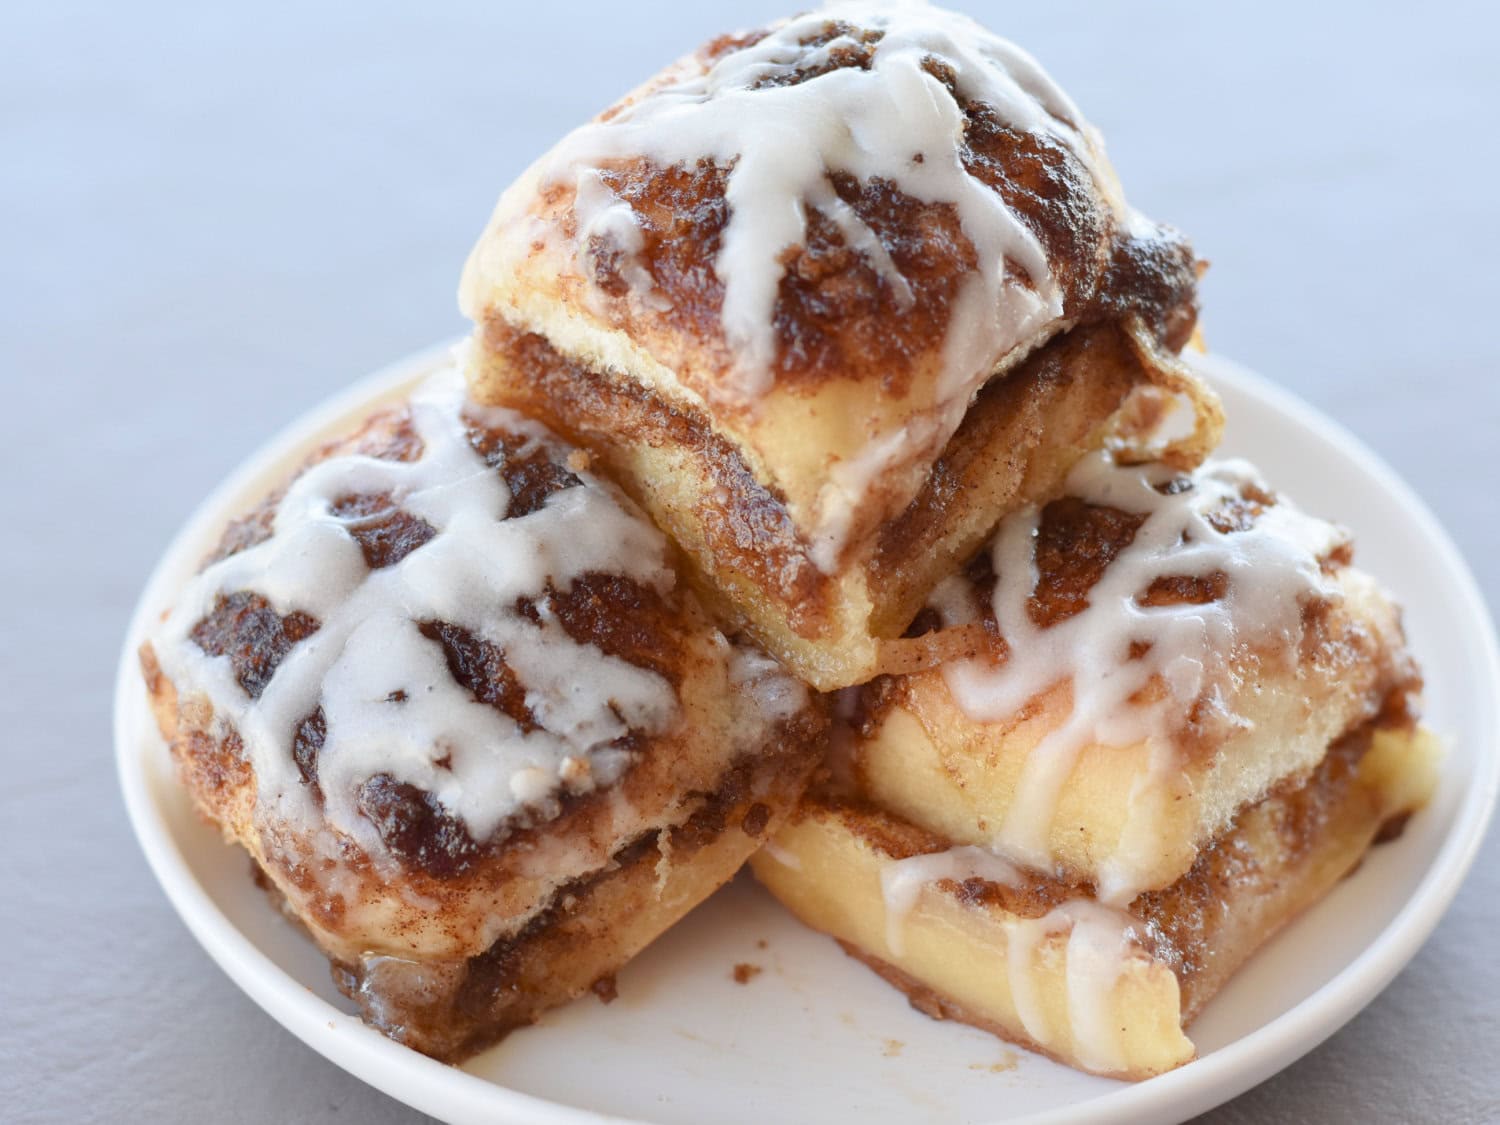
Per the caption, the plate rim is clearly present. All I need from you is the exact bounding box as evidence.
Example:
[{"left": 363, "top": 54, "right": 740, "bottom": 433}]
[{"left": 115, "top": 342, "right": 1500, "bottom": 1125}]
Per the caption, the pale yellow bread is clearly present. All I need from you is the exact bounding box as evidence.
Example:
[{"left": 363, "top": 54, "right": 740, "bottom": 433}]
[
  {"left": 858, "top": 564, "right": 1417, "bottom": 896},
  {"left": 751, "top": 724, "right": 1440, "bottom": 1080}
]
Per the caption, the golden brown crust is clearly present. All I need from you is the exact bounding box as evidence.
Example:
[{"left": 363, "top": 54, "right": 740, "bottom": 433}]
[
  {"left": 478, "top": 316, "right": 1197, "bottom": 691},
  {"left": 770, "top": 713, "right": 1431, "bottom": 1071},
  {"left": 510, "top": 16, "right": 1197, "bottom": 405},
  {"left": 326, "top": 741, "right": 822, "bottom": 1061},
  {"left": 141, "top": 392, "right": 832, "bottom": 970},
  {"left": 481, "top": 318, "right": 834, "bottom": 635}
]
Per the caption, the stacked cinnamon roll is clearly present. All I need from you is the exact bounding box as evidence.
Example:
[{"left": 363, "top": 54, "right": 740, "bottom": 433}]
[{"left": 144, "top": 0, "right": 1436, "bottom": 1076}]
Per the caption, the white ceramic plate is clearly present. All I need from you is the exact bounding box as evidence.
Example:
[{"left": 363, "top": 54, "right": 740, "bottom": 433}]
[{"left": 116, "top": 344, "right": 1500, "bottom": 1125}]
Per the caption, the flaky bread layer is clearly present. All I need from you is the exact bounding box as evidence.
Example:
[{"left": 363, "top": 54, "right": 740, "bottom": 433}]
[
  {"left": 858, "top": 565, "right": 1418, "bottom": 896},
  {"left": 471, "top": 319, "right": 1208, "bottom": 690},
  {"left": 750, "top": 724, "right": 1439, "bottom": 1080},
  {"left": 141, "top": 635, "right": 826, "bottom": 964},
  {"left": 330, "top": 743, "right": 821, "bottom": 1062}
]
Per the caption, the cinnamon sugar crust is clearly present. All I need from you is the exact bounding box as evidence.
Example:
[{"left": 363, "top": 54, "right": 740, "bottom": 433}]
[
  {"left": 141, "top": 383, "right": 829, "bottom": 973},
  {"left": 485, "top": 321, "right": 832, "bottom": 633},
  {"left": 896, "top": 468, "right": 1381, "bottom": 661},
  {"left": 459, "top": 7, "right": 1217, "bottom": 617},
  {"left": 476, "top": 19, "right": 1196, "bottom": 405},
  {"left": 326, "top": 744, "right": 821, "bottom": 1062},
  {"left": 478, "top": 316, "right": 1190, "bottom": 688}
]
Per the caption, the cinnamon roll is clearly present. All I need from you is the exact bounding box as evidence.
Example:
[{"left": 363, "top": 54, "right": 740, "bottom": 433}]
[
  {"left": 459, "top": 2, "right": 1221, "bottom": 689},
  {"left": 750, "top": 452, "right": 1436, "bottom": 1077},
  {"left": 752, "top": 720, "right": 1437, "bottom": 1079},
  {"left": 858, "top": 451, "right": 1421, "bottom": 901},
  {"left": 139, "top": 362, "right": 826, "bottom": 1061}
]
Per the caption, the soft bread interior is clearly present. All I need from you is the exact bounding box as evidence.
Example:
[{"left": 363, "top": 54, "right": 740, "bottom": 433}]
[
  {"left": 857, "top": 515, "right": 1416, "bottom": 897},
  {"left": 751, "top": 723, "right": 1439, "bottom": 1079}
]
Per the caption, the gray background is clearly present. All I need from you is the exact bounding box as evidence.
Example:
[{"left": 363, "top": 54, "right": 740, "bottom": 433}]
[{"left": 4, "top": 1, "right": 1496, "bottom": 1122}]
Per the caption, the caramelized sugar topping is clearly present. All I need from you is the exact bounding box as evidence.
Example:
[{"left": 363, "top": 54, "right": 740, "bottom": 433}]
[
  {"left": 189, "top": 591, "right": 320, "bottom": 700},
  {"left": 357, "top": 773, "right": 481, "bottom": 878},
  {"left": 465, "top": 423, "right": 583, "bottom": 516},
  {"left": 291, "top": 707, "right": 326, "bottom": 790},
  {"left": 329, "top": 492, "right": 437, "bottom": 569},
  {"left": 1028, "top": 499, "right": 1147, "bottom": 628},
  {"left": 418, "top": 620, "right": 540, "bottom": 734},
  {"left": 520, "top": 572, "right": 686, "bottom": 686}
]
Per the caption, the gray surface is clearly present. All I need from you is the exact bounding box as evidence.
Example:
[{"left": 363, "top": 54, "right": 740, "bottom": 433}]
[{"left": 3, "top": 1, "right": 1496, "bottom": 1122}]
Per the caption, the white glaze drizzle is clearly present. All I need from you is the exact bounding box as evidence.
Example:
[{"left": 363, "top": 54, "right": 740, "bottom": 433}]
[
  {"left": 482, "top": 2, "right": 1125, "bottom": 567},
  {"left": 540, "top": 0, "right": 1097, "bottom": 400},
  {"left": 880, "top": 844, "right": 1021, "bottom": 955},
  {"left": 933, "top": 452, "right": 1346, "bottom": 902},
  {"left": 729, "top": 644, "right": 813, "bottom": 727},
  {"left": 880, "top": 847, "right": 1138, "bottom": 1072},
  {"left": 152, "top": 362, "right": 688, "bottom": 867}
]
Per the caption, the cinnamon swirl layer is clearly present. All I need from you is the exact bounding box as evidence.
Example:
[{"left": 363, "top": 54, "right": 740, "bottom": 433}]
[
  {"left": 330, "top": 746, "right": 818, "bottom": 1061},
  {"left": 478, "top": 317, "right": 1214, "bottom": 690}
]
